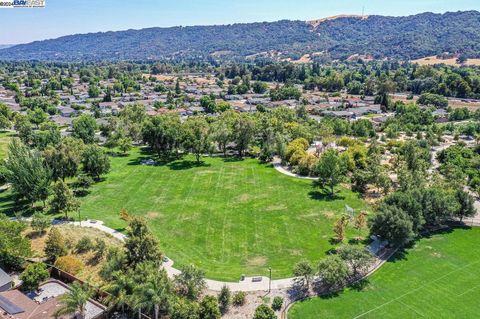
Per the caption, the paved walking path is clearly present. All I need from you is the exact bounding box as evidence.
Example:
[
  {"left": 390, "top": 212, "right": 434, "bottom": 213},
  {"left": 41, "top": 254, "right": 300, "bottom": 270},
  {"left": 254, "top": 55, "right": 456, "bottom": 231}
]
[
  {"left": 69, "top": 219, "right": 389, "bottom": 292},
  {"left": 272, "top": 157, "right": 317, "bottom": 181}
]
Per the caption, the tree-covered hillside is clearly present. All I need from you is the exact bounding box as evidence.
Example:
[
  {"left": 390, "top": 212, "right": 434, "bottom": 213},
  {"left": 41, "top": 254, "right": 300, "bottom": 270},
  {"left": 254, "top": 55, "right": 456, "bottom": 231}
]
[{"left": 1, "top": 11, "right": 480, "bottom": 61}]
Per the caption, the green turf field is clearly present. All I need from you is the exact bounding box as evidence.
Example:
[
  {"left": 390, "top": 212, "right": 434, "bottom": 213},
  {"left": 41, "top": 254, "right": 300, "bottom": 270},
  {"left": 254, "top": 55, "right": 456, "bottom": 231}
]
[
  {"left": 0, "top": 131, "right": 14, "bottom": 159},
  {"left": 75, "top": 148, "right": 367, "bottom": 281},
  {"left": 288, "top": 227, "right": 480, "bottom": 319}
]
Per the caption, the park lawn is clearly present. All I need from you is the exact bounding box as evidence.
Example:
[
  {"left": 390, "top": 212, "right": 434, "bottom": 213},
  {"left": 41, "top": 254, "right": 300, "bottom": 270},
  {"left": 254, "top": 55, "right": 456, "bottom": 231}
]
[
  {"left": 0, "top": 131, "right": 15, "bottom": 159},
  {"left": 289, "top": 227, "right": 480, "bottom": 319},
  {"left": 76, "top": 148, "right": 367, "bottom": 281}
]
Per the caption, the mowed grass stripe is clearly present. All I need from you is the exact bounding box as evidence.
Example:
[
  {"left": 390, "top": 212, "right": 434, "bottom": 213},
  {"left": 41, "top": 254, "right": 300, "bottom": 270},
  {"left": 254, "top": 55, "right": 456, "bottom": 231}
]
[
  {"left": 289, "top": 228, "right": 480, "bottom": 319},
  {"left": 69, "top": 148, "right": 369, "bottom": 281}
]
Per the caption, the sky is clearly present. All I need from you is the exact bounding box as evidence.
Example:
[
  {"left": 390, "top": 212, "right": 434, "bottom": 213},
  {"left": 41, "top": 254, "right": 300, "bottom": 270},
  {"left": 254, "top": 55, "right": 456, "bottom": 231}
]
[{"left": 1, "top": 0, "right": 479, "bottom": 44}]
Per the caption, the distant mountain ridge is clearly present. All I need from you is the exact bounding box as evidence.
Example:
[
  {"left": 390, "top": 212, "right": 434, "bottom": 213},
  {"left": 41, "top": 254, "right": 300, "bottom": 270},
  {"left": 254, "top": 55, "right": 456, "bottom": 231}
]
[{"left": 1, "top": 10, "right": 480, "bottom": 62}]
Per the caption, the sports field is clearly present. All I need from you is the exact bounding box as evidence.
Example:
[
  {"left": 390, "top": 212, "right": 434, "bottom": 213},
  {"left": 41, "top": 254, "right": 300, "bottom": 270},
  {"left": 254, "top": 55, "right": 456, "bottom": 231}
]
[
  {"left": 77, "top": 148, "right": 367, "bottom": 281},
  {"left": 288, "top": 227, "right": 480, "bottom": 318}
]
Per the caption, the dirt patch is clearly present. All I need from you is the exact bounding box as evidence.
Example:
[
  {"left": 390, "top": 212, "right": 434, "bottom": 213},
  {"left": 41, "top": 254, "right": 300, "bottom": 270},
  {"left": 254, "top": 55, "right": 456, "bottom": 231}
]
[
  {"left": 322, "top": 211, "right": 335, "bottom": 219},
  {"left": 286, "top": 249, "right": 303, "bottom": 256},
  {"left": 145, "top": 211, "right": 163, "bottom": 219},
  {"left": 237, "top": 193, "right": 252, "bottom": 202},
  {"left": 246, "top": 256, "right": 268, "bottom": 267},
  {"left": 297, "top": 213, "right": 320, "bottom": 220},
  {"left": 265, "top": 204, "right": 287, "bottom": 211},
  {"left": 431, "top": 252, "right": 442, "bottom": 258},
  {"left": 412, "top": 55, "right": 480, "bottom": 67}
]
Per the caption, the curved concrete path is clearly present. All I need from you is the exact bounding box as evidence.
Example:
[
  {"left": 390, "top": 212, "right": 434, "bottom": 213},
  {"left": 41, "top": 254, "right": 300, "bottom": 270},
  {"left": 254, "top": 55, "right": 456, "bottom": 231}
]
[{"left": 272, "top": 157, "right": 317, "bottom": 181}]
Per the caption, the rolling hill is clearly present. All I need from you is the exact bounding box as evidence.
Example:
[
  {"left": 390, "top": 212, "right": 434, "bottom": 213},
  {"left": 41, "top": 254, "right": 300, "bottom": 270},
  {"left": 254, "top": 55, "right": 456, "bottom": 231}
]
[{"left": 1, "top": 11, "right": 480, "bottom": 62}]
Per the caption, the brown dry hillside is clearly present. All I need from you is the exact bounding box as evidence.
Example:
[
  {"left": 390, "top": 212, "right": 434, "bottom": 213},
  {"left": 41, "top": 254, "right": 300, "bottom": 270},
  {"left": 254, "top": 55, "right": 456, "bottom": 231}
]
[
  {"left": 412, "top": 55, "right": 480, "bottom": 66},
  {"left": 307, "top": 14, "right": 368, "bottom": 28}
]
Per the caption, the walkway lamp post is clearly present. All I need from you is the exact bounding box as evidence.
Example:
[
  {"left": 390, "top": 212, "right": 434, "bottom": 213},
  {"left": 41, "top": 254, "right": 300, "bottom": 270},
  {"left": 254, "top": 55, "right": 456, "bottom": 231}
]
[{"left": 269, "top": 267, "right": 272, "bottom": 292}]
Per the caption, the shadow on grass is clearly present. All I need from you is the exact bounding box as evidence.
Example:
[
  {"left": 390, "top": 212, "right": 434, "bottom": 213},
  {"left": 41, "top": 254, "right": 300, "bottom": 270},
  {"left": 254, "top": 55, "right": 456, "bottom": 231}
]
[
  {"left": 308, "top": 190, "right": 345, "bottom": 201},
  {"left": 114, "top": 227, "right": 126, "bottom": 233},
  {"left": 167, "top": 160, "right": 211, "bottom": 170},
  {"left": 222, "top": 157, "right": 244, "bottom": 163},
  {"left": 351, "top": 278, "right": 370, "bottom": 291},
  {"left": 318, "top": 290, "right": 342, "bottom": 299},
  {"left": 348, "top": 237, "right": 371, "bottom": 245}
]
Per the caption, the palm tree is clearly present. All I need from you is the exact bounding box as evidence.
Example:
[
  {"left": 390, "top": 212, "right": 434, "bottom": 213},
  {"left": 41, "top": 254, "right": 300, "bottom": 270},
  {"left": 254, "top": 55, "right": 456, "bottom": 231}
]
[
  {"left": 54, "top": 282, "right": 93, "bottom": 319},
  {"left": 131, "top": 262, "right": 173, "bottom": 319},
  {"left": 103, "top": 271, "right": 133, "bottom": 315}
]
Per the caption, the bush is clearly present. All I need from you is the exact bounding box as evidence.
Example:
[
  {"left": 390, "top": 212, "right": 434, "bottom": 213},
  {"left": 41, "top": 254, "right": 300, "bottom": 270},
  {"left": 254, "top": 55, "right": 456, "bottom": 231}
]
[
  {"left": 20, "top": 263, "right": 49, "bottom": 291},
  {"left": 93, "top": 238, "right": 106, "bottom": 261},
  {"left": 232, "top": 291, "right": 246, "bottom": 306},
  {"left": 271, "top": 296, "right": 283, "bottom": 311},
  {"left": 54, "top": 256, "right": 84, "bottom": 275},
  {"left": 30, "top": 212, "right": 51, "bottom": 234},
  {"left": 199, "top": 295, "right": 221, "bottom": 319},
  {"left": 44, "top": 228, "right": 67, "bottom": 262},
  {"left": 297, "top": 153, "right": 318, "bottom": 176},
  {"left": 75, "top": 237, "right": 94, "bottom": 253},
  {"left": 217, "top": 285, "right": 231, "bottom": 313},
  {"left": 418, "top": 93, "right": 448, "bottom": 108},
  {"left": 253, "top": 304, "right": 276, "bottom": 319}
]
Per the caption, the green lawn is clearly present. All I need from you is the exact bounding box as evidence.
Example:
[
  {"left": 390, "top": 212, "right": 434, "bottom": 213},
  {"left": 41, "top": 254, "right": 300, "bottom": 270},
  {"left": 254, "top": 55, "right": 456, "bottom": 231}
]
[
  {"left": 76, "top": 148, "right": 366, "bottom": 281},
  {"left": 0, "top": 131, "right": 15, "bottom": 159},
  {"left": 289, "top": 227, "right": 480, "bottom": 318}
]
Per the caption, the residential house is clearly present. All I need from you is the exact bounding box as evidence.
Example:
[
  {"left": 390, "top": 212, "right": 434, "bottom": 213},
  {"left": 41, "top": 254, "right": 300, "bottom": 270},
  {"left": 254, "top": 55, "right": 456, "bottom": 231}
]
[
  {"left": 0, "top": 280, "right": 106, "bottom": 319},
  {"left": 0, "top": 268, "right": 12, "bottom": 292}
]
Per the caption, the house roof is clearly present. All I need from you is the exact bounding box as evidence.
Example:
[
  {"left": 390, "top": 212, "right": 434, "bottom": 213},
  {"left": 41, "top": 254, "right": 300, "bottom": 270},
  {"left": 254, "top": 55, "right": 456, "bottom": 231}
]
[{"left": 0, "top": 268, "right": 11, "bottom": 288}]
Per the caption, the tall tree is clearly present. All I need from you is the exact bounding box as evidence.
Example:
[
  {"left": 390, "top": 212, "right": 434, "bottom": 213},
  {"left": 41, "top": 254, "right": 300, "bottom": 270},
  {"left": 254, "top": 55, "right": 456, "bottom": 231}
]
[
  {"left": 81, "top": 144, "right": 111, "bottom": 180},
  {"left": 50, "top": 181, "right": 80, "bottom": 219},
  {"left": 0, "top": 214, "right": 31, "bottom": 270},
  {"left": 142, "top": 114, "right": 183, "bottom": 158},
  {"left": 4, "top": 138, "right": 52, "bottom": 206},
  {"left": 183, "top": 116, "right": 212, "bottom": 163},
  {"left": 317, "top": 255, "right": 350, "bottom": 288},
  {"left": 231, "top": 115, "right": 256, "bottom": 157},
  {"left": 175, "top": 264, "right": 206, "bottom": 301},
  {"left": 43, "top": 137, "right": 84, "bottom": 181},
  {"left": 315, "top": 149, "right": 345, "bottom": 196},
  {"left": 44, "top": 227, "right": 67, "bottom": 262},
  {"left": 132, "top": 262, "right": 173, "bottom": 319},
  {"left": 293, "top": 260, "right": 314, "bottom": 290},
  {"left": 125, "top": 217, "right": 162, "bottom": 267},
  {"left": 72, "top": 114, "right": 97, "bottom": 144}
]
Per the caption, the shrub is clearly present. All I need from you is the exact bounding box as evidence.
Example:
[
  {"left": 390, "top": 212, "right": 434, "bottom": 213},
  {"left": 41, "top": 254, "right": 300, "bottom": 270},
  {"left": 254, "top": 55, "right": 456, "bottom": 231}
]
[
  {"left": 253, "top": 304, "right": 276, "bottom": 319},
  {"left": 286, "top": 138, "right": 309, "bottom": 162},
  {"left": 20, "top": 263, "right": 49, "bottom": 291},
  {"left": 217, "top": 285, "right": 231, "bottom": 313},
  {"left": 44, "top": 228, "right": 67, "bottom": 262},
  {"left": 93, "top": 238, "right": 106, "bottom": 261},
  {"left": 199, "top": 295, "right": 221, "bottom": 319},
  {"left": 232, "top": 291, "right": 246, "bottom": 306},
  {"left": 75, "top": 237, "right": 94, "bottom": 253},
  {"left": 30, "top": 212, "right": 51, "bottom": 234},
  {"left": 271, "top": 296, "right": 283, "bottom": 311},
  {"left": 54, "top": 256, "right": 84, "bottom": 275},
  {"left": 297, "top": 153, "right": 318, "bottom": 176}
]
